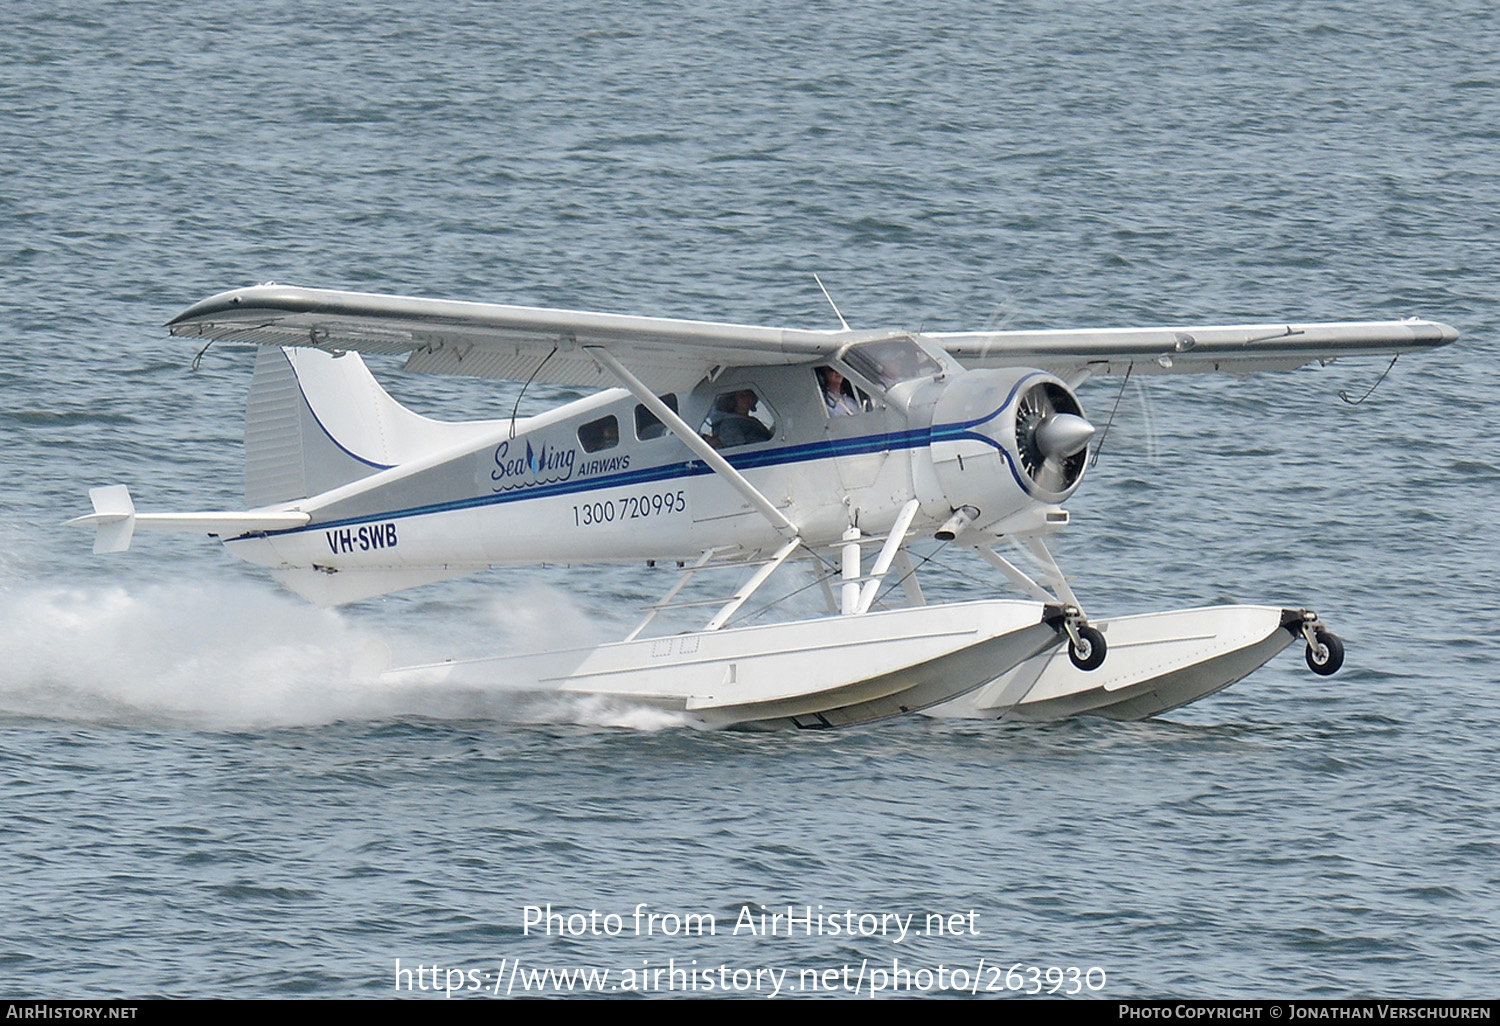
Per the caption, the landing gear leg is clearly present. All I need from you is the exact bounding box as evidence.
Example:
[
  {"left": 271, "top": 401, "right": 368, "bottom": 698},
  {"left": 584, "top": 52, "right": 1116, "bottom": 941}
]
[{"left": 976, "top": 539, "right": 1108, "bottom": 672}]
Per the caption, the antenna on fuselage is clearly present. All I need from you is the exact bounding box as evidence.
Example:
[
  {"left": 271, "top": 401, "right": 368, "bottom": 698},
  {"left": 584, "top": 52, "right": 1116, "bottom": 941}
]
[
  {"left": 509, "top": 343, "right": 558, "bottom": 440},
  {"left": 813, "top": 273, "right": 851, "bottom": 331}
]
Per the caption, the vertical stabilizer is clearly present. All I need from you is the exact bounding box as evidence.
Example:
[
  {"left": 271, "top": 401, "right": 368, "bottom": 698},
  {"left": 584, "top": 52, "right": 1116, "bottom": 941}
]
[
  {"left": 85, "top": 485, "right": 137, "bottom": 553},
  {"left": 243, "top": 348, "right": 503, "bottom": 506}
]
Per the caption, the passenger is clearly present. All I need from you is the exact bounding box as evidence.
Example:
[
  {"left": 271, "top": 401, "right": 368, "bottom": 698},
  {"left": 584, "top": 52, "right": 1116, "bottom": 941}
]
[
  {"left": 816, "top": 366, "right": 861, "bottom": 417},
  {"left": 707, "top": 389, "right": 773, "bottom": 447}
]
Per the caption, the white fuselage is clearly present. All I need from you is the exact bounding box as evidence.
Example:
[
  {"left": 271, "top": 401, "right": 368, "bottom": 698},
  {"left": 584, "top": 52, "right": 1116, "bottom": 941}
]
[{"left": 223, "top": 358, "right": 1082, "bottom": 589}]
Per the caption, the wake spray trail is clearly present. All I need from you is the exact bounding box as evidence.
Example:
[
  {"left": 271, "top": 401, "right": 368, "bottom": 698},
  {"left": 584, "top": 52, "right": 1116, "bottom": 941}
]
[{"left": 0, "top": 580, "right": 693, "bottom": 731}]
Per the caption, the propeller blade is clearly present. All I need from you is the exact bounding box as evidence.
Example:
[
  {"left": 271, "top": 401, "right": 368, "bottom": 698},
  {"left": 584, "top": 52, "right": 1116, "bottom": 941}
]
[{"left": 1036, "top": 457, "right": 1069, "bottom": 492}]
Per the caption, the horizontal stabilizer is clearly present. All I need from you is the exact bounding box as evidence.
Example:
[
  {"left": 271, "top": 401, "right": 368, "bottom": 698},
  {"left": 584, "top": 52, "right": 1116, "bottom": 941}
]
[{"left": 68, "top": 485, "right": 310, "bottom": 552}]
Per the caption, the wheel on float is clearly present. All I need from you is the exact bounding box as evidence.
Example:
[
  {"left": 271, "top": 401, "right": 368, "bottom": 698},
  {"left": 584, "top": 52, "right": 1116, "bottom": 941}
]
[
  {"left": 1069, "top": 624, "right": 1107, "bottom": 671},
  {"left": 1304, "top": 629, "right": 1345, "bottom": 676}
]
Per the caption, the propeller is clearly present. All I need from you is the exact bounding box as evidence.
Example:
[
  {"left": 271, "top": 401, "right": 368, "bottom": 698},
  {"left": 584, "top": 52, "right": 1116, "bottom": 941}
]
[{"left": 1015, "top": 382, "right": 1093, "bottom": 493}]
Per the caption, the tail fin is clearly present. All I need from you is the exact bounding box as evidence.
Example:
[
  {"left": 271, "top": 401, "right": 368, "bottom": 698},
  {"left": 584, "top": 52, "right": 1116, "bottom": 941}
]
[
  {"left": 244, "top": 348, "right": 498, "bottom": 505},
  {"left": 80, "top": 485, "right": 135, "bottom": 554}
]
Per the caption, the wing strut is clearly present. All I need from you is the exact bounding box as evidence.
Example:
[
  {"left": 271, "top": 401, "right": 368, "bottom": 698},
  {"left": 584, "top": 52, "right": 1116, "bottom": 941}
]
[
  {"left": 584, "top": 346, "right": 799, "bottom": 539},
  {"left": 704, "top": 537, "right": 804, "bottom": 631},
  {"left": 623, "top": 547, "right": 723, "bottom": 642}
]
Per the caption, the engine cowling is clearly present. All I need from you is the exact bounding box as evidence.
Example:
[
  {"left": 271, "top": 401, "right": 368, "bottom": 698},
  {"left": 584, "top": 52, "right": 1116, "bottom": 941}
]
[{"left": 929, "top": 368, "right": 1093, "bottom": 532}]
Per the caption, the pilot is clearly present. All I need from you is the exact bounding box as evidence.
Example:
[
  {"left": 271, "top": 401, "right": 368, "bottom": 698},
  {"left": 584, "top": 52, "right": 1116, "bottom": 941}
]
[
  {"left": 816, "top": 366, "right": 861, "bottom": 417},
  {"left": 708, "top": 389, "right": 773, "bottom": 447}
]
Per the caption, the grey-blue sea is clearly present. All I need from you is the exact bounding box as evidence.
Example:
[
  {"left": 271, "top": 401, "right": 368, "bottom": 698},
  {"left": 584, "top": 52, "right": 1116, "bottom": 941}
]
[{"left": 2, "top": 0, "right": 1497, "bottom": 1000}]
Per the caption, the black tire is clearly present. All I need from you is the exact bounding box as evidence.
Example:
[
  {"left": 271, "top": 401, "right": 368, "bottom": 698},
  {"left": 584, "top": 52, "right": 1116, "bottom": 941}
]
[
  {"left": 1305, "top": 629, "right": 1345, "bottom": 676},
  {"left": 1069, "top": 624, "right": 1107, "bottom": 671}
]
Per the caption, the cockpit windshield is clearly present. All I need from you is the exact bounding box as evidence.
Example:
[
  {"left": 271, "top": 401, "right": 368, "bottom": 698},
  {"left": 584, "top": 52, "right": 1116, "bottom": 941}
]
[{"left": 840, "top": 337, "right": 942, "bottom": 390}]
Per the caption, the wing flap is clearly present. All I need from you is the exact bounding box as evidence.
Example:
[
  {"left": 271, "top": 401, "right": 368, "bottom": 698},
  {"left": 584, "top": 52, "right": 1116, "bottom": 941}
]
[{"left": 402, "top": 345, "right": 705, "bottom": 392}]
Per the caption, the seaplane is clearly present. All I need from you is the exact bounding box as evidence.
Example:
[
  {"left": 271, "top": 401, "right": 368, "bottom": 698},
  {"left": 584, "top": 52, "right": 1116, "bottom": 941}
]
[{"left": 70, "top": 283, "right": 1457, "bottom": 729}]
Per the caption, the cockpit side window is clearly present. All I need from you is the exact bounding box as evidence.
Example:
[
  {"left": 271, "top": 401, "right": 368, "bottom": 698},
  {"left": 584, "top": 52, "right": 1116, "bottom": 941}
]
[
  {"left": 577, "top": 414, "right": 619, "bottom": 453},
  {"left": 841, "top": 338, "right": 941, "bottom": 390},
  {"left": 815, "top": 366, "right": 870, "bottom": 418},
  {"left": 700, "top": 388, "right": 776, "bottom": 449},
  {"left": 634, "top": 394, "right": 679, "bottom": 441}
]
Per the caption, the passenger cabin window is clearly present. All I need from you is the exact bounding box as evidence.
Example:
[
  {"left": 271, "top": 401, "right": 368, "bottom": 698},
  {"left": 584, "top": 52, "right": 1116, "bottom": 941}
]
[
  {"left": 700, "top": 388, "right": 776, "bottom": 449},
  {"left": 577, "top": 415, "right": 619, "bottom": 453},
  {"left": 634, "top": 394, "right": 679, "bottom": 441},
  {"left": 841, "top": 338, "right": 941, "bottom": 390}
]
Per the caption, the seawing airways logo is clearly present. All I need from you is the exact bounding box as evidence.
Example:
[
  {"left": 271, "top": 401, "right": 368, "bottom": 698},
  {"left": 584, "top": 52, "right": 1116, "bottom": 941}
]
[{"left": 491, "top": 439, "right": 577, "bottom": 492}]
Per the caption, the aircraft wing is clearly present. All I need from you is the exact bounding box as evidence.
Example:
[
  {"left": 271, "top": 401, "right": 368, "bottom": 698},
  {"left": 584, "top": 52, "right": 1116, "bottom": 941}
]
[
  {"left": 926, "top": 319, "right": 1458, "bottom": 382},
  {"left": 167, "top": 284, "right": 857, "bottom": 392},
  {"left": 168, "top": 284, "right": 1458, "bottom": 390}
]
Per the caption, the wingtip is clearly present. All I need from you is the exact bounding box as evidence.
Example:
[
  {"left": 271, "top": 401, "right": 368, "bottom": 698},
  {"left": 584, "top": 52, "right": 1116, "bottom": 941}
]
[
  {"left": 165, "top": 282, "right": 307, "bottom": 329},
  {"left": 166, "top": 286, "right": 249, "bottom": 328},
  {"left": 1408, "top": 318, "right": 1460, "bottom": 346}
]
